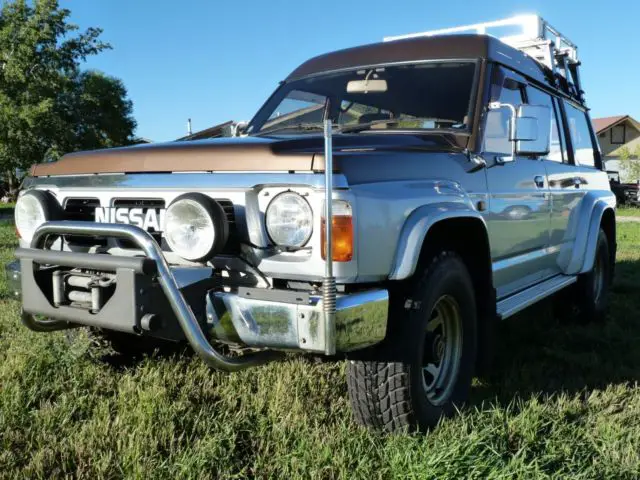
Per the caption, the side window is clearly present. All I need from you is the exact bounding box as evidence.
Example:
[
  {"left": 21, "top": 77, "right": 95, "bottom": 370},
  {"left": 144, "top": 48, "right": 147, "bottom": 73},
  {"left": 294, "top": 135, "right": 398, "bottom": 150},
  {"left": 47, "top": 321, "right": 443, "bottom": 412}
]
[
  {"left": 563, "top": 102, "right": 597, "bottom": 168},
  {"left": 526, "top": 86, "right": 566, "bottom": 163},
  {"left": 484, "top": 79, "right": 524, "bottom": 155},
  {"left": 262, "top": 90, "right": 326, "bottom": 130}
]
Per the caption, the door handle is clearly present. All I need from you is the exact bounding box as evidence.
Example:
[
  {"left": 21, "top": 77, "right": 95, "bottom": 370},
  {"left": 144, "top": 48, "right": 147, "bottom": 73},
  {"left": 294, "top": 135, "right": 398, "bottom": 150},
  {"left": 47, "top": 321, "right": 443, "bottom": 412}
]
[
  {"left": 573, "top": 177, "right": 581, "bottom": 188},
  {"left": 534, "top": 175, "right": 545, "bottom": 188}
]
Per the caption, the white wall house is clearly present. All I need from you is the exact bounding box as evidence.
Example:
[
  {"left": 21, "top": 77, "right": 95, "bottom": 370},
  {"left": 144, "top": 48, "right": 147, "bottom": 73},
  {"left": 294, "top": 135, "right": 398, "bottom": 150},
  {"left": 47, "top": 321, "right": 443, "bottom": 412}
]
[{"left": 594, "top": 115, "right": 640, "bottom": 182}]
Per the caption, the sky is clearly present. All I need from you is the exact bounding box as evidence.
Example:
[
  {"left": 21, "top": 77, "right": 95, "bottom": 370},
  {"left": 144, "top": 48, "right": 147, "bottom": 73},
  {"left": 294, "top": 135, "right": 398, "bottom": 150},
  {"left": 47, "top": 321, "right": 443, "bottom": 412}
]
[{"left": 60, "top": 0, "right": 638, "bottom": 142}]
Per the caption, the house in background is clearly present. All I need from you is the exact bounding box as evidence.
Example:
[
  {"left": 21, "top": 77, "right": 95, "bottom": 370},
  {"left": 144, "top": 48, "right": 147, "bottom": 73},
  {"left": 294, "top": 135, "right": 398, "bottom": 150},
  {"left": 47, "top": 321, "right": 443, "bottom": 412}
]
[{"left": 593, "top": 115, "right": 640, "bottom": 182}]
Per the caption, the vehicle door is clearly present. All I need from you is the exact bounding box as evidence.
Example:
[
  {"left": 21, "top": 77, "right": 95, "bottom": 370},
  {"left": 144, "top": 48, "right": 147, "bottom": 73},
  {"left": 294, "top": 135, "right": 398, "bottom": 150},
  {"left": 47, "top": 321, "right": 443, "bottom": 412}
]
[
  {"left": 525, "top": 85, "right": 582, "bottom": 280},
  {"left": 555, "top": 100, "right": 610, "bottom": 268},
  {"left": 483, "top": 67, "right": 551, "bottom": 299}
]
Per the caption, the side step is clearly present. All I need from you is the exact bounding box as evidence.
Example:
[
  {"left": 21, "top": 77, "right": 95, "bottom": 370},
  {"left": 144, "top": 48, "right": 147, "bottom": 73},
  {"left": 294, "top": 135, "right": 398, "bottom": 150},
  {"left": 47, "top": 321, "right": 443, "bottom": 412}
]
[{"left": 497, "top": 275, "right": 577, "bottom": 320}]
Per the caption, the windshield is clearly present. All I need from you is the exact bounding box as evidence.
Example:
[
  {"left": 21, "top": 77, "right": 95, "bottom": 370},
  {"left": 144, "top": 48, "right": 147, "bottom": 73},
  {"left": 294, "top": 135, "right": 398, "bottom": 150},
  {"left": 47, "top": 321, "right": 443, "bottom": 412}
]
[{"left": 248, "top": 61, "right": 477, "bottom": 135}]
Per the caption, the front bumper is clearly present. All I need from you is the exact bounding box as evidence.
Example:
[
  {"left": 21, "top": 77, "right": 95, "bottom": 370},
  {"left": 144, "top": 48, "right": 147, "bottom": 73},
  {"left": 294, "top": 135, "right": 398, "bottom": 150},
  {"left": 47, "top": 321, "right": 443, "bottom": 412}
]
[
  {"left": 207, "top": 287, "right": 388, "bottom": 353},
  {"left": 8, "top": 221, "right": 388, "bottom": 364}
]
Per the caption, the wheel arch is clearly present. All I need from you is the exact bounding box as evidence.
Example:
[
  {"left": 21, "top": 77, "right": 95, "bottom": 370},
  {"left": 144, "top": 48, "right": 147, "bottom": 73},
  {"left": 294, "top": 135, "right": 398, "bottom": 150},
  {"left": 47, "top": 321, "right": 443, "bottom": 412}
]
[
  {"left": 560, "top": 192, "right": 616, "bottom": 275},
  {"left": 388, "top": 205, "right": 490, "bottom": 282},
  {"left": 600, "top": 206, "right": 616, "bottom": 277},
  {"left": 389, "top": 205, "right": 495, "bottom": 373}
]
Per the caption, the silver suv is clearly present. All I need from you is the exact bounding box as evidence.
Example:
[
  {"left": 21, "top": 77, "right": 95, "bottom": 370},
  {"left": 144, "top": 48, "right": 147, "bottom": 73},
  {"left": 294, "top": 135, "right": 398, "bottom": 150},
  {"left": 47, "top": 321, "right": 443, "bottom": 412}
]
[{"left": 7, "top": 16, "right": 616, "bottom": 432}]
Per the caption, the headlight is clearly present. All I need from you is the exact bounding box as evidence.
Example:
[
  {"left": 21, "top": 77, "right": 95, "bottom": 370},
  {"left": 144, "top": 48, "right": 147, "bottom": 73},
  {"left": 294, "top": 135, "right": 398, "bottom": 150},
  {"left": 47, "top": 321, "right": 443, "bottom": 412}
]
[
  {"left": 164, "top": 193, "right": 229, "bottom": 262},
  {"left": 15, "top": 190, "right": 58, "bottom": 243},
  {"left": 266, "top": 192, "right": 313, "bottom": 247}
]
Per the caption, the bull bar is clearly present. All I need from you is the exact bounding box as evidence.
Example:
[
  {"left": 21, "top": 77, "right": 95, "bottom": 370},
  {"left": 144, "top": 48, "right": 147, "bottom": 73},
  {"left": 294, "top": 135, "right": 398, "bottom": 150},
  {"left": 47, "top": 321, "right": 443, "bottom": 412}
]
[
  {"left": 20, "top": 221, "right": 283, "bottom": 371},
  {"left": 12, "top": 221, "right": 388, "bottom": 370}
]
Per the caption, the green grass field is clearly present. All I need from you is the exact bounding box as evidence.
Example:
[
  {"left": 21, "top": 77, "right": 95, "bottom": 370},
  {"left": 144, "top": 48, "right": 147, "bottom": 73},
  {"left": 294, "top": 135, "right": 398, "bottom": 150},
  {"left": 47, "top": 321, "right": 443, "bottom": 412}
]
[
  {"left": 617, "top": 206, "right": 640, "bottom": 217},
  {"left": 1, "top": 222, "right": 639, "bottom": 478}
]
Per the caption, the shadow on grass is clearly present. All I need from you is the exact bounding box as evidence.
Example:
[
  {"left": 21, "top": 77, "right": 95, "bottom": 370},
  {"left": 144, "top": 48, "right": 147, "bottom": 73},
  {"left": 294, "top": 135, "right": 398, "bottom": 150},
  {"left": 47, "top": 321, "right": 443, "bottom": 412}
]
[
  {"left": 94, "top": 344, "right": 192, "bottom": 371},
  {"left": 471, "top": 258, "right": 640, "bottom": 408},
  {"left": 66, "top": 328, "right": 195, "bottom": 372}
]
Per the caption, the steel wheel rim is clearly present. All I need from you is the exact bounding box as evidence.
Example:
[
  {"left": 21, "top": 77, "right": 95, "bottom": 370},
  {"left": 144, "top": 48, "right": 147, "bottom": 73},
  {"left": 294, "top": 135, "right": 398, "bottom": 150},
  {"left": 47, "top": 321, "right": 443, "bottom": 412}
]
[
  {"left": 422, "top": 295, "right": 463, "bottom": 406},
  {"left": 593, "top": 248, "right": 605, "bottom": 304}
]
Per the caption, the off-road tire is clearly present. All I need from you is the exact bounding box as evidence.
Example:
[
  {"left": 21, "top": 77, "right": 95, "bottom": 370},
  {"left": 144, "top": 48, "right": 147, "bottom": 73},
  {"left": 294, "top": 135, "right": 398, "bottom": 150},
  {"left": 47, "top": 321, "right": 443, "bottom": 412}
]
[
  {"left": 346, "top": 251, "right": 477, "bottom": 433},
  {"left": 574, "top": 228, "right": 612, "bottom": 323}
]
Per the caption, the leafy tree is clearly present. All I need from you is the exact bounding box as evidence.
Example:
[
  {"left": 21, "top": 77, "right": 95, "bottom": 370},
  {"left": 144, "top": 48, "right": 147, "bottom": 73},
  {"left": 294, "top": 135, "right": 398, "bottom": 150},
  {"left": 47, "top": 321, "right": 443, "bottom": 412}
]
[
  {"left": 54, "top": 70, "right": 136, "bottom": 155},
  {"left": 619, "top": 145, "right": 640, "bottom": 183},
  {"left": 0, "top": 0, "right": 136, "bottom": 193}
]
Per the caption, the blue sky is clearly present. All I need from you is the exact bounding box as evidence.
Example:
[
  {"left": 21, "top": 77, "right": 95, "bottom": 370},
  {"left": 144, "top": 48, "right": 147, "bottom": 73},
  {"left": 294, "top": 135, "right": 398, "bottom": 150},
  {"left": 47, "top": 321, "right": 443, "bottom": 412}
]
[{"left": 60, "top": 0, "right": 636, "bottom": 142}]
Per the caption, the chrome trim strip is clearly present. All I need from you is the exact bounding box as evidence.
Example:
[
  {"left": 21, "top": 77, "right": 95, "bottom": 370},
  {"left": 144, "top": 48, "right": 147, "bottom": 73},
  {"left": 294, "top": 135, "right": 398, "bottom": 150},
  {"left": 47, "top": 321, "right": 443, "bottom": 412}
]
[
  {"left": 29, "top": 221, "right": 280, "bottom": 371},
  {"left": 492, "top": 245, "right": 561, "bottom": 273},
  {"left": 23, "top": 172, "right": 350, "bottom": 190}
]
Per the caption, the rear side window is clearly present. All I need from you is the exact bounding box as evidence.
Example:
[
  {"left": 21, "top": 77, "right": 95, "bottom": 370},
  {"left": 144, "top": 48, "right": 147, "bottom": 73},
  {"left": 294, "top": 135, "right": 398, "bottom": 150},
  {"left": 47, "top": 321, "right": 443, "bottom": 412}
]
[{"left": 563, "top": 102, "right": 597, "bottom": 168}]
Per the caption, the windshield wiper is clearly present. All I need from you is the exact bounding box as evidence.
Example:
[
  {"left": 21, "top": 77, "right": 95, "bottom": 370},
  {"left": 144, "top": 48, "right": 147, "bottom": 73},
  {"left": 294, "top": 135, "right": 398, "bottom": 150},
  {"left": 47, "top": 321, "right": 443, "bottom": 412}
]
[
  {"left": 254, "top": 122, "right": 327, "bottom": 136},
  {"left": 339, "top": 118, "right": 464, "bottom": 134}
]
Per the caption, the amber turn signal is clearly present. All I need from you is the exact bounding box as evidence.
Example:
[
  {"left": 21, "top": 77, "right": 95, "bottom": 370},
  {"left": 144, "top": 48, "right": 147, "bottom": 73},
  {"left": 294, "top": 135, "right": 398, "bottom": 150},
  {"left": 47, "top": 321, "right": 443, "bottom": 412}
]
[{"left": 321, "top": 200, "right": 353, "bottom": 262}]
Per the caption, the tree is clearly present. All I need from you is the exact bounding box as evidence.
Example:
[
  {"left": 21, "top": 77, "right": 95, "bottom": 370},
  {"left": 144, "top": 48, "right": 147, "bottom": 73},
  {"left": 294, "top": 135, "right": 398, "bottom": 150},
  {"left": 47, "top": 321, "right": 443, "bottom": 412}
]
[
  {"left": 0, "top": 0, "right": 136, "bottom": 193},
  {"left": 619, "top": 145, "right": 640, "bottom": 183},
  {"left": 54, "top": 70, "right": 136, "bottom": 155}
]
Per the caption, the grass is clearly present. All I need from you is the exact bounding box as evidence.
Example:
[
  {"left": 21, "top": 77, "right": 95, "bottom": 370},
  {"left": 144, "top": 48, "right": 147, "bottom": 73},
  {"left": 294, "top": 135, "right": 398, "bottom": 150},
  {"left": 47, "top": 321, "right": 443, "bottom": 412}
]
[
  {"left": 1, "top": 222, "right": 640, "bottom": 478},
  {"left": 617, "top": 206, "right": 640, "bottom": 217}
]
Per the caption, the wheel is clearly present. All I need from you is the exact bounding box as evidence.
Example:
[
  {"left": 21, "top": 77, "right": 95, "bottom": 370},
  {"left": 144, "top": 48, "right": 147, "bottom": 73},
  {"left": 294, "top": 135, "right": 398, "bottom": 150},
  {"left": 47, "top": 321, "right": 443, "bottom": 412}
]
[
  {"left": 346, "top": 251, "right": 477, "bottom": 433},
  {"left": 574, "top": 229, "right": 612, "bottom": 323}
]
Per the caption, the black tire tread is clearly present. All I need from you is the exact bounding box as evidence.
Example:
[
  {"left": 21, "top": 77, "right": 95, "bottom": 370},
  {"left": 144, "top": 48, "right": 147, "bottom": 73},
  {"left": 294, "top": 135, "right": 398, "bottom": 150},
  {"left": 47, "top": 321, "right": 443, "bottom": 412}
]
[{"left": 347, "top": 251, "right": 467, "bottom": 432}]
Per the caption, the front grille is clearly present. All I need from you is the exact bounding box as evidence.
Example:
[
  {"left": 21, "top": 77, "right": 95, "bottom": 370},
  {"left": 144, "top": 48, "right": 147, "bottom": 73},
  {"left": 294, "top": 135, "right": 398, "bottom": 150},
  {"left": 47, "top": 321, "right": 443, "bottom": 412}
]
[
  {"left": 217, "top": 199, "right": 236, "bottom": 225},
  {"left": 217, "top": 199, "right": 239, "bottom": 254},
  {"left": 112, "top": 198, "right": 165, "bottom": 210},
  {"left": 113, "top": 198, "right": 165, "bottom": 248},
  {"left": 64, "top": 198, "right": 100, "bottom": 221},
  {"left": 63, "top": 198, "right": 105, "bottom": 246}
]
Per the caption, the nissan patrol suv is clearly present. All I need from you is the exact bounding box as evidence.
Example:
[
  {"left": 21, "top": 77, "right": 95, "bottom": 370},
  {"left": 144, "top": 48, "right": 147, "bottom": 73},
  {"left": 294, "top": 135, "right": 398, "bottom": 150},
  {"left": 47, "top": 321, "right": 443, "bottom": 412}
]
[{"left": 7, "top": 16, "right": 616, "bottom": 433}]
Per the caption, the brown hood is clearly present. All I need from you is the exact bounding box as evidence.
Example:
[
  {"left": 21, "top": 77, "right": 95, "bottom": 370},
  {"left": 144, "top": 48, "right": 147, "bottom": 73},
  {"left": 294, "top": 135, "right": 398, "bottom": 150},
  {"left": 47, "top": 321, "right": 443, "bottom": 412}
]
[
  {"left": 29, "top": 133, "right": 463, "bottom": 177},
  {"left": 30, "top": 137, "right": 317, "bottom": 176}
]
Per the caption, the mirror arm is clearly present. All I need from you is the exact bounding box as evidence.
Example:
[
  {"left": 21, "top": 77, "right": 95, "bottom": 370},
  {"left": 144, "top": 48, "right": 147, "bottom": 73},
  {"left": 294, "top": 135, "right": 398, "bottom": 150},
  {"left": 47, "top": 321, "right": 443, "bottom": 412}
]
[
  {"left": 467, "top": 153, "right": 486, "bottom": 172},
  {"left": 488, "top": 102, "right": 517, "bottom": 163}
]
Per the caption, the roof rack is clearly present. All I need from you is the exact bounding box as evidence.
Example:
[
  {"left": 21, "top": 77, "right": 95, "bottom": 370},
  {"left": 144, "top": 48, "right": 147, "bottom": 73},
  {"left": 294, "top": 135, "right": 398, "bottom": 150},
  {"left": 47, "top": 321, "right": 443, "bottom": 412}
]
[{"left": 384, "top": 15, "right": 584, "bottom": 103}]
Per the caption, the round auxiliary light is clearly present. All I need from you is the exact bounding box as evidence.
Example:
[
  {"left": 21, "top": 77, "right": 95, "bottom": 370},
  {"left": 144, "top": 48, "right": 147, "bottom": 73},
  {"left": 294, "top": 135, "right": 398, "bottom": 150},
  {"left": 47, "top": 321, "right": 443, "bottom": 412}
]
[
  {"left": 164, "top": 193, "right": 229, "bottom": 262},
  {"left": 15, "top": 190, "right": 59, "bottom": 243},
  {"left": 265, "top": 192, "right": 313, "bottom": 248}
]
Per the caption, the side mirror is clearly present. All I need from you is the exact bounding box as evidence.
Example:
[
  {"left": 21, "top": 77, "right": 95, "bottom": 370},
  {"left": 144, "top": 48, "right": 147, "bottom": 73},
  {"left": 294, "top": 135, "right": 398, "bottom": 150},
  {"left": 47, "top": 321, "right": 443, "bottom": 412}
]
[
  {"left": 488, "top": 102, "right": 551, "bottom": 161},
  {"left": 513, "top": 105, "right": 551, "bottom": 156}
]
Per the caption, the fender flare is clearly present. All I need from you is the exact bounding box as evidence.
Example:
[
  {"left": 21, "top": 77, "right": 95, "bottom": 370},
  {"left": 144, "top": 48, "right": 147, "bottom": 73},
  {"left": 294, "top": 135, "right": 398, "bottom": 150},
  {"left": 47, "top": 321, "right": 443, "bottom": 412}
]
[
  {"left": 560, "top": 191, "right": 616, "bottom": 275},
  {"left": 388, "top": 203, "right": 489, "bottom": 280}
]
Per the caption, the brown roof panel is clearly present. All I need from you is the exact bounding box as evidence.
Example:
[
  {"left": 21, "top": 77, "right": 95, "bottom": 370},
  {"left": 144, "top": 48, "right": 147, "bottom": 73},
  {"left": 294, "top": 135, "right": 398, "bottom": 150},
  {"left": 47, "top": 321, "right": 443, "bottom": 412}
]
[
  {"left": 286, "top": 34, "right": 549, "bottom": 85},
  {"left": 288, "top": 35, "right": 491, "bottom": 80}
]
